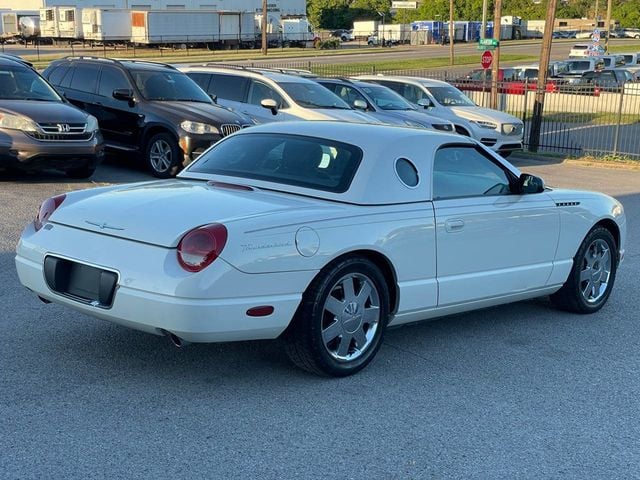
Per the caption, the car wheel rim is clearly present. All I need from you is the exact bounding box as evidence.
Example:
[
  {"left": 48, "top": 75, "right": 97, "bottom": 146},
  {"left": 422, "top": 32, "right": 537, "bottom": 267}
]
[
  {"left": 321, "top": 273, "right": 380, "bottom": 362},
  {"left": 149, "top": 139, "right": 173, "bottom": 173},
  {"left": 579, "top": 238, "right": 612, "bottom": 304}
]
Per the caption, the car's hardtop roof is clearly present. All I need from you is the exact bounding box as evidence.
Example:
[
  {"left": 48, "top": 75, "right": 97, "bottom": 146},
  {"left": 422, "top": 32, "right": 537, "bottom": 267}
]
[
  {"left": 181, "top": 65, "right": 318, "bottom": 84},
  {"left": 316, "top": 77, "right": 386, "bottom": 88},
  {"left": 181, "top": 121, "right": 487, "bottom": 205},
  {"left": 356, "top": 75, "right": 450, "bottom": 87}
]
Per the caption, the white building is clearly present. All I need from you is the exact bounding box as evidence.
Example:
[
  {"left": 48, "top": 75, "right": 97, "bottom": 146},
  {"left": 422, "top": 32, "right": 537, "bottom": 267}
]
[{"left": 0, "top": 1, "right": 306, "bottom": 16}]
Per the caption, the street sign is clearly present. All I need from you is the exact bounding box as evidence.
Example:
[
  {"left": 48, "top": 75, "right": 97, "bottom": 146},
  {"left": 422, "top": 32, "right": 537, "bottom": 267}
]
[
  {"left": 481, "top": 50, "right": 493, "bottom": 69},
  {"left": 479, "top": 38, "right": 499, "bottom": 47},
  {"left": 477, "top": 45, "right": 496, "bottom": 50}
]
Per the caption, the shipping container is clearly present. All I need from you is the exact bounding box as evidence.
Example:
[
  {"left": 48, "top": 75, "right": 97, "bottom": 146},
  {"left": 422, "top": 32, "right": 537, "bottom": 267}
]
[{"left": 39, "top": 6, "right": 81, "bottom": 40}]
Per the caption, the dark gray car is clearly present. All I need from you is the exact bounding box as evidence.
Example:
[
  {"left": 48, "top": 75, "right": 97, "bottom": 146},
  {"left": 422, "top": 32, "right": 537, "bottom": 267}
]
[
  {"left": 316, "top": 78, "right": 455, "bottom": 132},
  {"left": 0, "top": 55, "right": 104, "bottom": 178}
]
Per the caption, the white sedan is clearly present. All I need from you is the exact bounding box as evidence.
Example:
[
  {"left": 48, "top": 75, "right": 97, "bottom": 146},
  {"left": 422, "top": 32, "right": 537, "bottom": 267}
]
[{"left": 15, "top": 122, "right": 626, "bottom": 376}]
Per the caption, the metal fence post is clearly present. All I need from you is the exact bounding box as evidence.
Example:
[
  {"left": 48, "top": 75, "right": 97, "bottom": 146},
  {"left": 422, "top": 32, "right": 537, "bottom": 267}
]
[{"left": 613, "top": 86, "right": 625, "bottom": 155}]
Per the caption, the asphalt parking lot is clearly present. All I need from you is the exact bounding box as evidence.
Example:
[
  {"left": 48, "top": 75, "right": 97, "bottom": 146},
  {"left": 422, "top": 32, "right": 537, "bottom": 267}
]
[{"left": 1, "top": 156, "right": 639, "bottom": 479}]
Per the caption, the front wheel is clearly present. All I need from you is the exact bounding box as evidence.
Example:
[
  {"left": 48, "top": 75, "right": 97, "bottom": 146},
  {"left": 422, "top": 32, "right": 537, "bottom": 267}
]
[
  {"left": 284, "top": 257, "right": 390, "bottom": 376},
  {"left": 146, "top": 132, "right": 180, "bottom": 178},
  {"left": 550, "top": 226, "right": 618, "bottom": 313}
]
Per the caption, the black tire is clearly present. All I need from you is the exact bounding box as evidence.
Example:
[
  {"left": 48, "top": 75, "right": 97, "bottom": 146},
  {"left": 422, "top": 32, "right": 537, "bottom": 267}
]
[
  {"left": 65, "top": 165, "right": 96, "bottom": 179},
  {"left": 550, "top": 226, "right": 618, "bottom": 314},
  {"left": 145, "top": 132, "right": 180, "bottom": 178},
  {"left": 284, "top": 256, "right": 390, "bottom": 377}
]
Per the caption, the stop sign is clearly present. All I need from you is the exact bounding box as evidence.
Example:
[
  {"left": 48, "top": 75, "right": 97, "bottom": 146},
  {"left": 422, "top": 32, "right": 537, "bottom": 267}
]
[{"left": 481, "top": 50, "right": 493, "bottom": 69}]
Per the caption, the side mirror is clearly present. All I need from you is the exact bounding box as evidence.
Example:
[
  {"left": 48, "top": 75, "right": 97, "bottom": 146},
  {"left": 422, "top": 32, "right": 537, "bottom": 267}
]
[
  {"left": 112, "top": 88, "right": 134, "bottom": 102},
  {"left": 417, "top": 98, "right": 433, "bottom": 109},
  {"left": 518, "top": 173, "right": 545, "bottom": 194},
  {"left": 353, "top": 99, "right": 367, "bottom": 110},
  {"left": 260, "top": 98, "right": 279, "bottom": 115}
]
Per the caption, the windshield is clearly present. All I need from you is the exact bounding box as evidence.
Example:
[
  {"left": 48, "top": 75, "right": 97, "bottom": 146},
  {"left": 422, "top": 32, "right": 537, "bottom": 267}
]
[
  {"left": 279, "top": 82, "right": 351, "bottom": 109},
  {"left": 187, "top": 133, "right": 362, "bottom": 193},
  {"left": 361, "top": 85, "right": 414, "bottom": 110},
  {"left": 131, "top": 70, "right": 211, "bottom": 102},
  {"left": 427, "top": 86, "right": 475, "bottom": 107},
  {"left": 0, "top": 65, "right": 62, "bottom": 101}
]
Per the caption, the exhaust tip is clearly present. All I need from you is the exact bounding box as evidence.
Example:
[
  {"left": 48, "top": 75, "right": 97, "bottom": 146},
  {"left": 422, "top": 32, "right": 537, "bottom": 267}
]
[{"left": 161, "top": 329, "right": 186, "bottom": 348}]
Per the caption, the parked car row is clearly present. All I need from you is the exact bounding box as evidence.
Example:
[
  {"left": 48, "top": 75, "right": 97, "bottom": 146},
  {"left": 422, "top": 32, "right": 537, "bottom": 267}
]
[{"left": 1, "top": 54, "right": 525, "bottom": 179}]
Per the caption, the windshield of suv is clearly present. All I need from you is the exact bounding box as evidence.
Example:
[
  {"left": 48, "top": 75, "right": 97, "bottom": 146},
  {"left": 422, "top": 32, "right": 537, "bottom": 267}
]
[
  {"left": 187, "top": 133, "right": 362, "bottom": 193},
  {"left": 131, "top": 70, "right": 211, "bottom": 102},
  {"left": 427, "top": 86, "right": 475, "bottom": 107},
  {"left": 0, "top": 65, "right": 62, "bottom": 101},
  {"left": 279, "top": 82, "right": 351, "bottom": 109},
  {"left": 361, "top": 85, "right": 414, "bottom": 110}
]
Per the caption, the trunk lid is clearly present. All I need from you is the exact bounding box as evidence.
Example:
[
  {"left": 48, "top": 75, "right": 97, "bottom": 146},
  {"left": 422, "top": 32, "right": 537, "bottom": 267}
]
[{"left": 50, "top": 180, "right": 328, "bottom": 247}]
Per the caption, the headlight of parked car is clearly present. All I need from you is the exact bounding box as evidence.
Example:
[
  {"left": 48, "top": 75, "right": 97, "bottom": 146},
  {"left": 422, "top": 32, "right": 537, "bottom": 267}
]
[
  {"left": 0, "top": 113, "right": 38, "bottom": 132},
  {"left": 180, "top": 121, "right": 219, "bottom": 135},
  {"left": 501, "top": 123, "right": 522, "bottom": 135},
  {"left": 86, "top": 115, "right": 99, "bottom": 132},
  {"left": 471, "top": 120, "right": 498, "bottom": 130}
]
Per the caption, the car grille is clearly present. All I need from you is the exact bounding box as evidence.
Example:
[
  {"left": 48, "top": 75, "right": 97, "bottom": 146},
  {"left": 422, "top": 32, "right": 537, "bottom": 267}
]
[
  {"left": 432, "top": 123, "right": 453, "bottom": 132},
  {"left": 480, "top": 138, "right": 498, "bottom": 147},
  {"left": 27, "top": 123, "right": 92, "bottom": 142},
  {"left": 221, "top": 124, "right": 242, "bottom": 137}
]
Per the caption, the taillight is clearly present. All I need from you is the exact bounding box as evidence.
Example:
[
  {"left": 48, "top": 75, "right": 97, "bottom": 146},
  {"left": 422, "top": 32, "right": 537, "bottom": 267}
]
[
  {"left": 34, "top": 194, "right": 66, "bottom": 231},
  {"left": 177, "top": 223, "right": 227, "bottom": 272}
]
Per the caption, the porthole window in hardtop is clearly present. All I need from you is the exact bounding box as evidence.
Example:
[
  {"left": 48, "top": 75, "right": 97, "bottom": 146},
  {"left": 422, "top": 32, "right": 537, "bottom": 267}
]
[
  {"left": 188, "top": 133, "right": 363, "bottom": 193},
  {"left": 395, "top": 158, "right": 419, "bottom": 187},
  {"left": 433, "top": 146, "right": 513, "bottom": 199}
]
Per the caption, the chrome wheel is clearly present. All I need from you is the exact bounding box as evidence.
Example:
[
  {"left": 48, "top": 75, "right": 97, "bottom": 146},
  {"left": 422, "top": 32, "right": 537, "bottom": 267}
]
[
  {"left": 321, "top": 273, "right": 380, "bottom": 362},
  {"left": 579, "top": 238, "right": 612, "bottom": 304},
  {"left": 149, "top": 138, "right": 173, "bottom": 173}
]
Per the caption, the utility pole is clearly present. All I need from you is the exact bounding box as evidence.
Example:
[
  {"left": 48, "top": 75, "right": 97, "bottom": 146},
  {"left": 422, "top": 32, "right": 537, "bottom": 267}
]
[
  {"left": 605, "top": 0, "right": 612, "bottom": 52},
  {"left": 594, "top": 0, "right": 599, "bottom": 26},
  {"left": 528, "top": 0, "right": 559, "bottom": 152},
  {"left": 261, "top": 0, "right": 268, "bottom": 55},
  {"left": 449, "top": 0, "right": 454, "bottom": 65},
  {"left": 490, "top": 0, "right": 502, "bottom": 109},
  {"left": 481, "top": 0, "right": 488, "bottom": 39}
]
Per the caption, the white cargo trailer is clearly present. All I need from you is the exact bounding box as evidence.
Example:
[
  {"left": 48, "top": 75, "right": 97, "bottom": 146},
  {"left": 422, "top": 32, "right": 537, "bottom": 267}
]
[
  {"left": 40, "top": 6, "right": 82, "bottom": 40},
  {"left": 82, "top": 8, "right": 131, "bottom": 42},
  {"left": 0, "top": 10, "right": 38, "bottom": 38},
  {"left": 130, "top": 10, "right": 255, "bottom": 46},
  {"left": 353, "top": 20, "right": 378, "bottom": 40}
]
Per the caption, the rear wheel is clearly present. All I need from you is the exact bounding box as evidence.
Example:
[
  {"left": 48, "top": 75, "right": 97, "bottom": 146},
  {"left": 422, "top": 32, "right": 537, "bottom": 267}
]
[
  {"left": 284, "top": 256, "right": 390, "bottom": 376},
  {"left": 146, "top": 132, "right": 180, "bottom": 178},
  {"left": 550, "top": 226, "right": 618, "bottom": 313}
]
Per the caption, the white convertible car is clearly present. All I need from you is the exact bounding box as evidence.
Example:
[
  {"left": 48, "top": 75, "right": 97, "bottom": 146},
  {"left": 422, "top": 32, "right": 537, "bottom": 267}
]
[{"left": 16, "top": 122, "right": 626, "bottom": 376}]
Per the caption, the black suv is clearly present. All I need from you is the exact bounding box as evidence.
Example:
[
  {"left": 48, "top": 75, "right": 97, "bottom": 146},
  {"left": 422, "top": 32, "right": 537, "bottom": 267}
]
[
  {"left": 43, "top": 57, "right": 252, "bottom": 177},
  {"left": 0, "top": 54, "right": 104, "bottom": 178}
]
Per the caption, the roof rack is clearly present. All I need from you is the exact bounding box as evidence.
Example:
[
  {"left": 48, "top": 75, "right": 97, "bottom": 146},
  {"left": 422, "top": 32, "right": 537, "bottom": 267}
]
[
  {"left": 62, "top": 56, "right": 177, "bottom": 70},
  {"left": 197, "top": 63, "right": 316, "bottom": 78}
]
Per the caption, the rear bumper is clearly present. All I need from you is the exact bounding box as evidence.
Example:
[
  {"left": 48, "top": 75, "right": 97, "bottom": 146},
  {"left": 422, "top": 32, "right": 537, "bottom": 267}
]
[
  {"left": 15, "top": 222, "right": 310, "bottom": 343},
  {"left": 0, "top": 130, "right": 104, "bottom": 171}
]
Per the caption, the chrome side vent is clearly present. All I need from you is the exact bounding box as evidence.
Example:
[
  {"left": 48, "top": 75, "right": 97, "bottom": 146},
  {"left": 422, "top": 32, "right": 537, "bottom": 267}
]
[{"left": 555, "top": 201, "right": 581, "bottom": 207}]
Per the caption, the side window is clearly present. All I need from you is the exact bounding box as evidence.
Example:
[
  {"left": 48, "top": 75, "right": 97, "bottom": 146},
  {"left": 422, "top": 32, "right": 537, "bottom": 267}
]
[
  {"left": 186, "top": 72, "right": 211, "bottom": 91},
  {"left": 98, "top": 66, "right": 130, "bottom": 97},
  {"left": 248, "top": 80, "right": 283, "bottom": 106},
  {"left": 433, "top": 146, "right": 513, "bottom": 200},
  {"left": 208, "top": 74, "right": 249, "bottom": 102},
  {"left": 403, "top": 84, "right": 429, "bottom": 104},
  {"left": 47, "top": 64, "right": 70, "bottom": 85},
  {"left": 69, "top": 64, "right": 98, "bottom": 93},
  {"left": 336, "top": 85, "right": 366, "bottom": 106},
  {"left": 377, "top": 81, "right": 403, "bottom": 95}
]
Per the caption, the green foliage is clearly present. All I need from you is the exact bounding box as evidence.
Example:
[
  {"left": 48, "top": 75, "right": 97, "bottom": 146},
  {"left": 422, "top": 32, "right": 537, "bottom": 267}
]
[
  {"left": 307, "top": 0, "right": 640, "bottom": 29},
  {"left": 316, "top": 38, "right": 342, "bottom": 49}
]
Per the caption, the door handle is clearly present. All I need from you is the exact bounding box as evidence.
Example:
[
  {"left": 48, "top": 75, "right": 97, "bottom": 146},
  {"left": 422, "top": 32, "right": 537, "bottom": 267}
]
[{"left": 445, "top": 219, "right": 465, "bottom": 232}]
